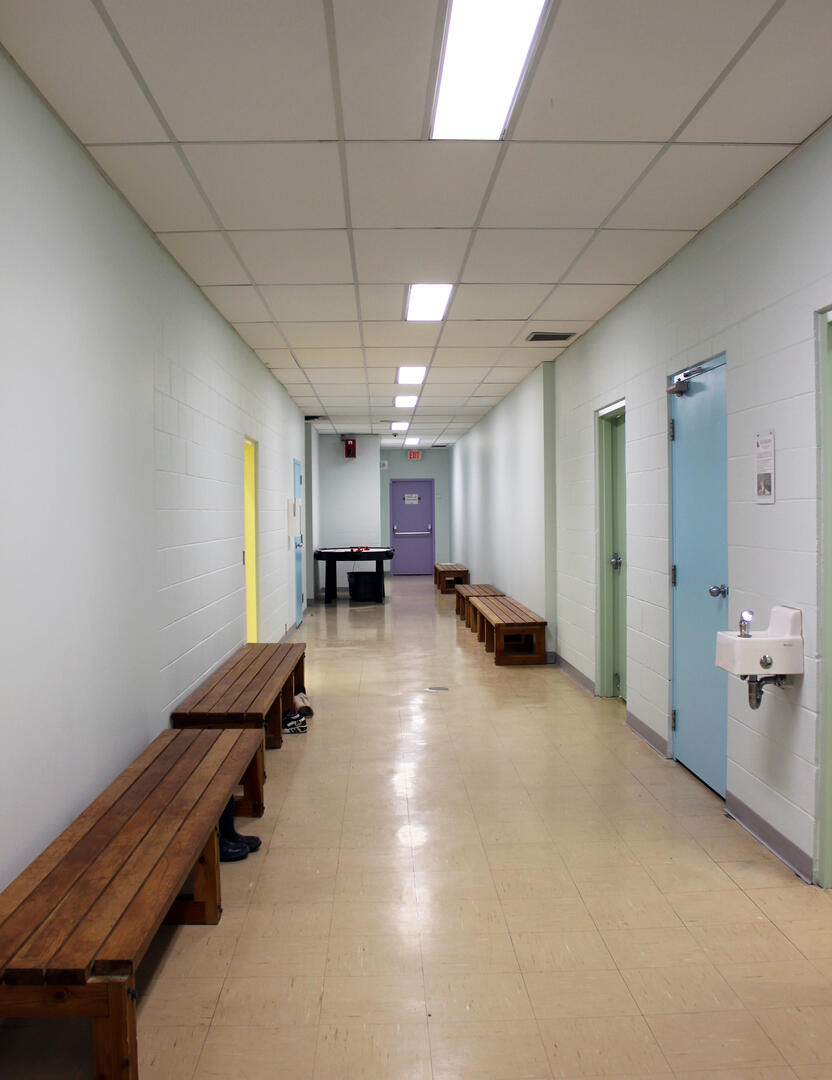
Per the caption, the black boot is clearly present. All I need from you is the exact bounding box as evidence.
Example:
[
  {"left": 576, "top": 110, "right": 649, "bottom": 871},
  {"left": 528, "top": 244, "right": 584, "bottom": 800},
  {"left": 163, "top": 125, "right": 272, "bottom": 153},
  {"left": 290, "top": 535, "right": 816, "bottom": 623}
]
[
  {"left": 219, "top": 834, "right": 249, "bottom": 862},
  {"left": 219, "top": 797, "right": 262, "bottom": 853}
]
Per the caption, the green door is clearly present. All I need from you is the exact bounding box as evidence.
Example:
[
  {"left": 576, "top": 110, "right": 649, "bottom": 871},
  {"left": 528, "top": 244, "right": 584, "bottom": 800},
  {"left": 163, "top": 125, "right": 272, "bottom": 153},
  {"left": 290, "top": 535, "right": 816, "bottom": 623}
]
[
  {"left": 612, "top": 414, "right": 627, "bottom": 697},
  {"left": 598, "top": 407, "right": 626, "bottom": 698}
]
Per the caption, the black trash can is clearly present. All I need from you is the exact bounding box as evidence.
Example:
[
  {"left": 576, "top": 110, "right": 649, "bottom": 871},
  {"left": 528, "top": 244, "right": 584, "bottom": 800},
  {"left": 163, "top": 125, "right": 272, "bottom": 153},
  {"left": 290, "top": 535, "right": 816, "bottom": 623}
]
[{"left": 347, "top": 571, "right": 377, "bottom": 602}]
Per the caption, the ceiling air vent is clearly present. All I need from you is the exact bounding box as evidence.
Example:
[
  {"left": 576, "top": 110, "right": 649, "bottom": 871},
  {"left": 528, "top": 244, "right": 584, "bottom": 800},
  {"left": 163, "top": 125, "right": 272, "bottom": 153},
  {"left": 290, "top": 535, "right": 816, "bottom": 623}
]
[{"left": 526, "top": 331, "right": 574, "bottom": 343}]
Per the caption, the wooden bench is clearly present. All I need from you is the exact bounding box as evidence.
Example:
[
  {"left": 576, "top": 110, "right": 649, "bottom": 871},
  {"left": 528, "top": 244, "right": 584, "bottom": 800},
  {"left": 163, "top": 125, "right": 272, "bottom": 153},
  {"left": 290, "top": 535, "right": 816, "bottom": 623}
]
[
  {"left": 434, "top": 563, "right": 470, "bottom": 594},
  {"left": 469, "top": 595, "right": 547, "bottom": 665},
  {"left": 455, "top": 583, "right": 505, "bottom": 628},
  {"left": 172, "top": 642, "right": 305, "bottom": 753},
  {"left": 0, "top": 727, "right": 264, "bottom": 1079}
]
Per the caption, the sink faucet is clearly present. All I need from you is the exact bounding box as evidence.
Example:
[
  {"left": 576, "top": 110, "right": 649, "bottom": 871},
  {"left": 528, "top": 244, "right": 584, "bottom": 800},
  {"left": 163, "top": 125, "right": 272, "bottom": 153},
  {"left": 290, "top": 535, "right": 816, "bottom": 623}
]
[{"left": 739, "top": 609, "right": 753, "bottom": 638}]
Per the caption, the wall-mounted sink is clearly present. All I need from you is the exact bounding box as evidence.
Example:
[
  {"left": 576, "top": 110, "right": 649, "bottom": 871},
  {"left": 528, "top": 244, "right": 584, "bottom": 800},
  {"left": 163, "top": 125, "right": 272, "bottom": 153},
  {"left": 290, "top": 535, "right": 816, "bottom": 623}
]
[{"left": 716, "top": 605, "right": 803, "bottom": 677}]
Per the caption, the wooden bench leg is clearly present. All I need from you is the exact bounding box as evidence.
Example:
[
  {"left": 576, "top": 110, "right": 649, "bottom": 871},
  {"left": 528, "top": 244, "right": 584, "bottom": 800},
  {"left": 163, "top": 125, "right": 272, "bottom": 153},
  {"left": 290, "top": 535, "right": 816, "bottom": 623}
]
[
  {"left": 234, "top": 738, "right": 265, "bottom": 818},
  {"left": 484, "top": 621, "right": 495, "bottom": 653},
  {"left": 93, "top": 979, "right": 138, "bottom": 1080},
  {"left": 166, "top": 829, "right": 221, "bottom": 925},
  {"left": 476, "top": 612, "right": 485, "bottom": 642},
  {"left": 493, "top": 626, "right": 504, "bottom": 663}
]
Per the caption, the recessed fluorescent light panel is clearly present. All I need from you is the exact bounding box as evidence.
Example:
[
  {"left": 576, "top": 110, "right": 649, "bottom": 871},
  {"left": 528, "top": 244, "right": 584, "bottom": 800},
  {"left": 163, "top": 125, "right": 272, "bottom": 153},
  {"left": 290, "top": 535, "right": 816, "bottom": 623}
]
[
  {"left": 397, "top": 366, "right": 427, "bottom": 385},
  {"left": 404, "top": 437, "right": 420, "bottom": 446},
  {"left": 395, "top": 395, "right": 418, "bottom": 408},
  {"left": 432, "top": 0, "right": 547, "bottom": 139},
  {"left": 391, "top": 421, "right": 410, "bottom": 431},
  {"left": 406, "top": 283, "right": 453, "bottom": 321}
]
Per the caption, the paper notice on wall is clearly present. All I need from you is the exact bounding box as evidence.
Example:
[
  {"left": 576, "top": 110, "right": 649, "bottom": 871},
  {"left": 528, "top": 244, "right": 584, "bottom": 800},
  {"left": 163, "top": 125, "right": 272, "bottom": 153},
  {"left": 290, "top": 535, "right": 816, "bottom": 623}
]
[
  {"left": 404, "top": 493, "right": 420, "bottom": 504},
  {"left": 755, "top": 431, "right": 775, "bottom": 504}
]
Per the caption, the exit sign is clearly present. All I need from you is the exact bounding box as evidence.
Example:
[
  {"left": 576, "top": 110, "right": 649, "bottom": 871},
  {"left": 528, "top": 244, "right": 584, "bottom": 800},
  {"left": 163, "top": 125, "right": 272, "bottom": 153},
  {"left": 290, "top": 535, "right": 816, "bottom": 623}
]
[{"left": 408, "top": 450, "right": 421, "bottom": 460}]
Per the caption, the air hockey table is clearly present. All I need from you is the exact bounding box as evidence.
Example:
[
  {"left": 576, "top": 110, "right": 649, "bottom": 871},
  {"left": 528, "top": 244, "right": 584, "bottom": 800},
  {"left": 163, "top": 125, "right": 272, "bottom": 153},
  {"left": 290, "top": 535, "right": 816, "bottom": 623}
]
[{"left": 314, "top": 546, "right": 395, "bottom": 604}]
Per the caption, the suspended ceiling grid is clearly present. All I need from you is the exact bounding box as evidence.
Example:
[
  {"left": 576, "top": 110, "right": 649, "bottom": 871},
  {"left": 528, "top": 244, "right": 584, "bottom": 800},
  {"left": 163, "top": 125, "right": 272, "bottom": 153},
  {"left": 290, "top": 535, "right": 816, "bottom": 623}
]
[{"left": 2, "top": 0, "right": 832, "bottom": 446}]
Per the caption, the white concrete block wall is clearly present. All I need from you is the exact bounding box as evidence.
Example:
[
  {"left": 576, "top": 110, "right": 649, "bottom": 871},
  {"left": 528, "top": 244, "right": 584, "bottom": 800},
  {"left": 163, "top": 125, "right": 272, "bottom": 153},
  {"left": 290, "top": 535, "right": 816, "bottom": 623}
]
[
  {"left": 0, "top": 53, "right": 304, "bottom": 890},
  {"left": 450, "top": 369, "right": 548, "bottom": 634},
  {"left": 551, "top": 118, "right": 832, "bottom": 868},
  {"left": 154, "top": 322, "right": 303, "bottom": 723}
]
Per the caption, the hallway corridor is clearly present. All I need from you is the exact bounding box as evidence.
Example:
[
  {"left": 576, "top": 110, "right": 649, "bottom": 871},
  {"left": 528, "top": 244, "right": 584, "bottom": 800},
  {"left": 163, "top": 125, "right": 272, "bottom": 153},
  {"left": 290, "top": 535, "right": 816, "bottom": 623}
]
[{"left": 6, "top": 577, "right": 832, "bottom": 1078}]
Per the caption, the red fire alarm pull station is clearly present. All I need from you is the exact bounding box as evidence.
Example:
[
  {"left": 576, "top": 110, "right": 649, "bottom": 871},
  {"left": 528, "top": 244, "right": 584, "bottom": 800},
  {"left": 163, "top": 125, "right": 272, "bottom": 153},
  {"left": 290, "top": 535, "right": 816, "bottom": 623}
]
[
  {"left": 344, "top": 439, "right": 356, "bottom": 458},
  {"left": 408, "top": 449, "right": 421, "bottom": 460}
]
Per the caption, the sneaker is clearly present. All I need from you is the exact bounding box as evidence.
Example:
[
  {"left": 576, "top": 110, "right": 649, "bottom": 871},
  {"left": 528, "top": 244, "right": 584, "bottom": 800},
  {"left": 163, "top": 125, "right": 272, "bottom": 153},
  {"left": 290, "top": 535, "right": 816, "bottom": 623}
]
[{"left": 282, "top": 713, "right": 307, "bottom": 734}]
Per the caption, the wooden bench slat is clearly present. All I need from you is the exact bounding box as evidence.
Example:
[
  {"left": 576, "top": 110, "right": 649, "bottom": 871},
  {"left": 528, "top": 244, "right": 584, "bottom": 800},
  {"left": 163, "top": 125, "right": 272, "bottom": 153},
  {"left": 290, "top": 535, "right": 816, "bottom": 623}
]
[
  {"left": 43, "top": 730, "right": 254, "bottom": 984},
  {"left": 223, "top": 644, "right": 298, "bottom": 719},
  {"left": 0, "top": 731, "right": 202, "bottom": 977},
  {"left": 471, "top": 595, "right": 545, "bottom": 625},
  {"left": 0, "top": 731, "right": 178, "bottom": 929},
  {"left": 90, "top": 730, "right": 262, "bottom": 978},
  {"left": 246, "top": 645, "right": 305, "bottom": 721},
  {"left": 205, "top": 645, "right": 279, "bottom": 717},
  {"left": 4, "top": 731, "right": 223, "bottom": 985},
  {"left": 171, "top": 646, "right": 266, "bottom": 718}
]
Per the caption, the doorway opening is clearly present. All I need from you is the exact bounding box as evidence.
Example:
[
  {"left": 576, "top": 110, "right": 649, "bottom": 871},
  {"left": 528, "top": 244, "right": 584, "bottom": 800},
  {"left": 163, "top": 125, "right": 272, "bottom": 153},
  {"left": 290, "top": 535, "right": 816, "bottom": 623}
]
[
  {"left": 817, "top": 308, "right": 832, "bottom": 884},
  {"left": 244, "top": 438, "right": 258, "bottom": 643},
  {"left": 293, "top": 458, "right": 303, "bottom": 628},
  {"left": 597, "top": 401, "right": 627, "bottom": 698},
  {"left": 669, "top": 353, "right": 728, "bottom": 796}
]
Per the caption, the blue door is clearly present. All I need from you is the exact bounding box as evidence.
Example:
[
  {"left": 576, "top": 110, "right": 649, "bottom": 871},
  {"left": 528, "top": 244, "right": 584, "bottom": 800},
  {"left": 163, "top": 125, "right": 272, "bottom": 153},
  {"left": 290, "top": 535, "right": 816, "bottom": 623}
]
[
  {"left": 671, "top": 356, "right": 729, "bottom": 795},
  {"left": 293, "top": 459, "right": 303, "bottom": 628}
]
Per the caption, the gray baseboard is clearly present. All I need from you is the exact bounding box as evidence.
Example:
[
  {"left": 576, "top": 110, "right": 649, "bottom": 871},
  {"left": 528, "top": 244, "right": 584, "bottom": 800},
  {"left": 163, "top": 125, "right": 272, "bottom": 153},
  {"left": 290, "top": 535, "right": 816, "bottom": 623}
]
[
  {"left": 626, "top": 710, "right": 669, "bottom": 758},
  {"left": 725, "top": 791, "right": 813, "bottom": 883},
  {"left": 554, "top": 654, "right": 595, "bottom": 695}
]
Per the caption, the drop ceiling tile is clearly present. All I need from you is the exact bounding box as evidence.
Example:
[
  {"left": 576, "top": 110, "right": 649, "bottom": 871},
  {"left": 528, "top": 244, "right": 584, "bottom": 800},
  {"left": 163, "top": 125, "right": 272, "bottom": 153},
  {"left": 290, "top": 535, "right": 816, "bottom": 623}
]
[
  {"left": 516, "top": 0, "right": 771, "bottom": 141},
  {"left": 184, "top": 144, "right": 344, "bottom": 230},
  {"left": 104, "top": 0, "right": 335, "bottom": 140},
  {"left": 296, "top": 349, "right": 364, "bottom": 368},
  {"left": 536, "top": 284, "right": 634, "bottom": 320},
  {"left": 419, "top": 387, "right": 470, "bottom": 400},
  {"left": 464, "top": 229, "right": 593, "bottom": 283},
  {"left": 367, "top": 368, "right": 399, "bottom": 383},
  {"left": 447, "top": 284, "right": 550, "bottom": 320},
  {"left": 255, "top": 349, "right": 297, "bottom": 370},
  {"left": 202, "top": 286, "right": 269, "bottom": 323},
  {"left": 440, "top": 321, "right": 524, "bottom": 347},
  {"left": 158, "top": 232, "right": 247, "bottom": 285},
  {"left": 362, "top": 322, "right": 440, "bottom": 348},
  {"left": 365, "top": 348, "right": 434, "bottom": 367},
  {"left": 683, "top": 0, "right": 832, "bottom": 142},
  {"left": 258, "top": 285, "right": 358, "bottom": 322},
  {"left": 233, "top": 322, "right": 286, "bottom": 350},
  {"left": 335, "top": 0, "right": 439, "bottom": 138},
  {"left": 427, "top": 367, "right": 491, "bottom": 383},
  {"left": 306, "top": 368, "right": 367, "bottom": 385},
  {"left": 610, "top": 144, "right": 793, "bottom": 229},
  {"left": 484, "top": 369, "right": 526, "bottom": 384},
  {"left": 432, "top": 348, "right": 504, "bottom": 367},
  {"left": 353, "top": 229, "right": 470, "bottom": 283},
  {"left": 89, "top": 146, "right": 215, "bottom": 231},
  {"left": 565, "top": 229, "right": 696, "bottom": 284},
  {"left": 520, "top": 321, "right": 594, "bottom": 345},
  {"left": 270, "top": 367, "right": 310, "bottom": 385},
  {"left": 359, "top": 285, "right": 407, "bottom": 321},
  {"left": 483, "top": 143, "right": 658, "bottom": 228},
  {"left": 281, "top": 322, "right": 361, "bottom": 349},
  {"left": 499, "top": 349, "right": 555, "bottom": 367},
  {"left": 469, "top": 396, "right": 503, "bottom": 407},
  {"left": 0, "top": 0, "right": 167, "bottom": 143},
  {"left": 230, "top": 231, "right": 353, "bottom": 283},
  {"left": 346, "top": 142, "right": 498, "bottom": 228}
]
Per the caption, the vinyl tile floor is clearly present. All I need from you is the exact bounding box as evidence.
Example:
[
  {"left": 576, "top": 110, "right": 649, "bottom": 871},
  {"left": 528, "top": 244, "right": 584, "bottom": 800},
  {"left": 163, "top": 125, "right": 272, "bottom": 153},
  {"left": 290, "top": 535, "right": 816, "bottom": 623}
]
[{"left": 4, "top": 576, "right": 832, "bottom": 1079}]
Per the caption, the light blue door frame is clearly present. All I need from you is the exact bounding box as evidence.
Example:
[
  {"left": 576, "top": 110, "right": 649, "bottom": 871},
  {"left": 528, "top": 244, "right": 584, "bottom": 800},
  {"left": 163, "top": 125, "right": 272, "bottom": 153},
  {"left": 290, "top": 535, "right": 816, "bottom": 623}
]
[
  {"left": 293, "top": 459, "right": 303, "bottom": 628},
  {"left": 670, "top": 356, "right": 729, "bottom": 796}
]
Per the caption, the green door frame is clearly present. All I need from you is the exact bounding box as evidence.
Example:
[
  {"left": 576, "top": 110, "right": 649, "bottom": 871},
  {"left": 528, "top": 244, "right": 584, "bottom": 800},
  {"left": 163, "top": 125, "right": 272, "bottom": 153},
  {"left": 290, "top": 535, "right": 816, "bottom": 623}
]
[
  {"left": 597, "top": 402, "right": 626, "bottom": 698},
  {"left": 817, "top": 310, "right": 832, "bottom": 885}
]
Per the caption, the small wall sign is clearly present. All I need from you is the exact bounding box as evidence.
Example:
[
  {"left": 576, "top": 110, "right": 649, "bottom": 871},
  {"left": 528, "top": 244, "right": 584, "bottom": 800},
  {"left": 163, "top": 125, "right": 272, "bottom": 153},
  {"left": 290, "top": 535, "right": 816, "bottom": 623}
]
[
  {"left": 408, "top": 450, "right": 421, "bottom": 460},
  {"left": 404, "top": 493, "right": 420, "bottom": 504},
  {"left": 755, "top": 431, "right": 775, "bottom": 504}
]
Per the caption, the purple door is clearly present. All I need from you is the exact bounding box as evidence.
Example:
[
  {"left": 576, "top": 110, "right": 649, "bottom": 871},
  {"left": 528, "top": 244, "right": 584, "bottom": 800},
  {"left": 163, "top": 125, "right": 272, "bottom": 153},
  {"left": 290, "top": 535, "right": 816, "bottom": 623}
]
[{"left": 390, "top": 479, "right": 434, "bottom": 574}]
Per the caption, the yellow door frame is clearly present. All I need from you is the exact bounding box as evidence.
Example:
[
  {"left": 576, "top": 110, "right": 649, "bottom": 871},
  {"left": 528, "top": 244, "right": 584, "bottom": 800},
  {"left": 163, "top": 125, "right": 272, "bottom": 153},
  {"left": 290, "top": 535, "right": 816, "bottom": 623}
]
[{"left": 244, "top": 438, "right": 258, "bottom": 643}]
